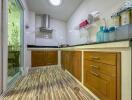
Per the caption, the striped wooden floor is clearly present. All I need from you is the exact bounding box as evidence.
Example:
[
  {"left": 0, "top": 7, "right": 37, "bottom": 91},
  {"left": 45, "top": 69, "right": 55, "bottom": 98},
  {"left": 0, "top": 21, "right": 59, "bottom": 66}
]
[{"left": 2, "top": 66, "right": 96, "bottom": 100}]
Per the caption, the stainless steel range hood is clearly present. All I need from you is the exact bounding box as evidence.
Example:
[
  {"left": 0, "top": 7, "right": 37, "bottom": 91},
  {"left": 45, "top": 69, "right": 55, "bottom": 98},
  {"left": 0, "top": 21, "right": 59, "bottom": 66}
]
[{"left": 39, "top": 14, "right": 53, "bottom": 33}]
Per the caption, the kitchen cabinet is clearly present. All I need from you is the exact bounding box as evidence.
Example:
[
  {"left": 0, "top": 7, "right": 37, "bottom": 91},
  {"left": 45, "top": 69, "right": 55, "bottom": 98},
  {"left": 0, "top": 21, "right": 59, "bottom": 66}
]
[
  {"left": 31, "top": 51, "right": 58, "bottom": 67},
  {"left": 61, "top": 51, "right": 82, "bottom": 82},
  {"left": 61, "top": 51, "right": 69, "bottom": 70},
  {"left": 84, "top": 51, "right": 121, "bottom": 100},
  {"left": 61, "top": 51, "right": 72, "bottom": 72},
  {"left": 72, "top": 51, "right": 82, "bottom": 81},
  {"left": 45, "top": 51, "right": 58, "bottom": 65},
  {"left": 61, "top": 51, "right": 65, "bottom": 70}
]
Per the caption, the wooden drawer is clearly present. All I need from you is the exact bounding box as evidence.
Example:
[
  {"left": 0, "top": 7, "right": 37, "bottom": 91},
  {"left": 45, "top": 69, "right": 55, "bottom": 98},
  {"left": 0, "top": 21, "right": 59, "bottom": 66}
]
[
  {"left": 84, "top": 60, "right": 116, "bottom": 77},
  {"left": 84, "top": 52, "right": 117, "bottom": 65},
  {"left": 84, "top": 52, "right": 121, "bottom": 100},
  {"left": 84, "top": 70, "right": 116, "bottom": 100}
]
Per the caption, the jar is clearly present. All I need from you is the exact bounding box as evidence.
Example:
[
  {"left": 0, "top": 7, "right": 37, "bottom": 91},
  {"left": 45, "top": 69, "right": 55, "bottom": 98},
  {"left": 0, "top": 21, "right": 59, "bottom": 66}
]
[
  {"left": 121, "top": 10, "right": 132, "bottom": 25},
  {"left": 112, "top": 15, "right": 121, "bottom": 27}
]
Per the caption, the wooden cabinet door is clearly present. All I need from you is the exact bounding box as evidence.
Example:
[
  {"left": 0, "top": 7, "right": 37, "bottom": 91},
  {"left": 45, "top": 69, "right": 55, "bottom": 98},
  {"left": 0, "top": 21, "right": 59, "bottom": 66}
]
[
  {"left": 61, "top": 51, "right": 68, "bottom": 70},
  {"left": 32, "top": 51, "right": 45, "bottom": 67},
  {"left": 65, "top": 52, "right": 71, "bottom": 72},
  {"left": 84, "top": 67, "right": 116, "bottom": 100},
  {"left": 68, "top": 52, "right": 73, "bottom": 74},
  {"left": 61, "top": 51, "right": 65, "bottom": 70},
  {"left": 72, "top": 51, "right": 82, "bottom": 82},
  {"left": 61, "top": 51, "right": 82, "bottom": 82},
  {"left": 61, "top": 51, "right": 73, "bottom": 72},
  {"left": 45, "top": 51, "right": 58, "bottom": 65},
  {"left": 32, "top": 51, "right": 58, "bottom": 67},
  {"left": 84, "top": 52, "right": 121, "bottom": 100},
  {"left": 63, "top": 52, "right": 67, "bottom": 70}
]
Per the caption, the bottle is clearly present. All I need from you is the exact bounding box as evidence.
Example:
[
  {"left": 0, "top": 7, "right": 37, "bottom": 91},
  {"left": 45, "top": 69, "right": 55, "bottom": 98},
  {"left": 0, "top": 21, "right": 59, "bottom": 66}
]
[
  {"left": 100, "top": 26, "right": 104, "bottom": 42},
  {"left": 103, "top": 27, "right": 109, "bottom": 42},
  {"left": 96, "top": 31, "right": 101, "bottom": 42},
  {"left": 109, "top": 27, "right": 116, "bottom": 41},
  {"left": 96, "top": 26, "right": 104, "bottom": 42}
]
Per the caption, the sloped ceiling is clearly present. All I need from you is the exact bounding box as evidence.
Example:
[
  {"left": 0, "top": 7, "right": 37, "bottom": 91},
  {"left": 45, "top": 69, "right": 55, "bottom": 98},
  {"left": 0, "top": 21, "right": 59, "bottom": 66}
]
[{"left": 26, "top": 0, "right": 83, "bottom": 21}]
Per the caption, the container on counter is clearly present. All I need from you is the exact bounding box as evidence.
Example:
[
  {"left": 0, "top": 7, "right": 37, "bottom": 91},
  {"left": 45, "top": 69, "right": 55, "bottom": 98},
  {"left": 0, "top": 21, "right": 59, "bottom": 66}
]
[
  {"left": 109, "top": 27, "right": 117, "bottom": 41},
  {"left": 103, "top": 28, "right": 109, "bottom": 42},
  {"left": 112, "top": 15, "right": 121, "bottom": 27},
  {"left": 121, "top": 9, "right": 132, "bottom": 25},
  {"left": 88, "top": 11, "right": 100, "bottom": 24},
  {"left": 96, "top": 26, "right": 117, "bottom": 42},
  {"left": 96, "top": 26, "right": 104, "bottom": 42},
  {"left": 116, "top": 24, "right": 132, "bottom": 40}
]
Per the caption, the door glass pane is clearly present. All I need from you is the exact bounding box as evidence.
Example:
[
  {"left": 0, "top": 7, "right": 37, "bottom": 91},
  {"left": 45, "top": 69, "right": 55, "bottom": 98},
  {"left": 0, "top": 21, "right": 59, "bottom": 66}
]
[{"left": 8, "top": 0, "right": 23, "bottom": 82}]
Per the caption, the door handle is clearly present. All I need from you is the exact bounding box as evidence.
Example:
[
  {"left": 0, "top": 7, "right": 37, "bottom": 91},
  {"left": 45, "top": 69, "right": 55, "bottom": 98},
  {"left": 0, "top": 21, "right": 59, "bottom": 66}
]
[
  {"left": 90, "top": 71, "right": 99, "bottom": 77},
  {"left": 91, "top": 57, "right": 100, "bottom": 60},
  {"left": 90, "top": 65, "right": 99, "bottom": 69}
]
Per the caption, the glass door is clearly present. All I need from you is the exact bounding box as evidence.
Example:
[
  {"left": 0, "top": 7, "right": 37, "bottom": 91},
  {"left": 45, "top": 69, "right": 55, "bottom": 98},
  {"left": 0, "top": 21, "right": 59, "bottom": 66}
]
[{"left": 8, "top": 0, "right": 23, "bottom": 83}]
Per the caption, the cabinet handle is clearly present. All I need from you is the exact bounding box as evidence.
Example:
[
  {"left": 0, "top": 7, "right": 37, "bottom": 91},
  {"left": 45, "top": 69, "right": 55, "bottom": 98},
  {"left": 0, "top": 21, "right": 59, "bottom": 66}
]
[
  {"left": 90, "top": 65, "right": 99, "bottom": 69},
  {"left": 90, "top": 71, "right": 99, "bottom": 77},
  {"left": 92, "top": 57, "right": 100, "bottom": 60}
]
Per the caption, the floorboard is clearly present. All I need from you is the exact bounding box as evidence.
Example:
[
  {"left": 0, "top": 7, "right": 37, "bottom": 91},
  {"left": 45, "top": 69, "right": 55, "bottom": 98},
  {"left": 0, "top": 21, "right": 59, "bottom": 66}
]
[{"left": 2, "top": 66, "right": 96, "bottom": 100}]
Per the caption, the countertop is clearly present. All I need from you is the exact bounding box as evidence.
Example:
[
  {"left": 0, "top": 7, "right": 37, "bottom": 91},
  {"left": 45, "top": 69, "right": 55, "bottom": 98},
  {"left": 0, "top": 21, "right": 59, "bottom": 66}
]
[
  {"left": 27, "top": 45, "right": 59, "bottom": 48},
  {"left": 62, "top": 38, "right": 132, "bottom": 48},
  {"left": 27, "top": 38, "right": 132, "bottom": 49}
]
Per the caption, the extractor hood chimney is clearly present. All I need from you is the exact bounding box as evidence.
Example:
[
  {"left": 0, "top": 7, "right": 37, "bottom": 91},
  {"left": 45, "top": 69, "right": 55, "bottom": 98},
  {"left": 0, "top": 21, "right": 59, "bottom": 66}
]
[{"left": 39, "top": 14, "right": 53, "bottom": 33}]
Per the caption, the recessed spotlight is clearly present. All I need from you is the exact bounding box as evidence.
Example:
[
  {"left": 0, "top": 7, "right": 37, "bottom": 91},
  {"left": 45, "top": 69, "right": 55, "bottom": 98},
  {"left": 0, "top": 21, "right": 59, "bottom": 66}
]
[{"left": 49, "top": 0, "right": 62, "bottom": 6}]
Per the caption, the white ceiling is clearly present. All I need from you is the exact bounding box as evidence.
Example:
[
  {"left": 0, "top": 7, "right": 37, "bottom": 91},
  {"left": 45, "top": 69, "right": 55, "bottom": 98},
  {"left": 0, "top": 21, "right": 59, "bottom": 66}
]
[{"left": 26, "top": 0, "right": 83, "bottom": 21}]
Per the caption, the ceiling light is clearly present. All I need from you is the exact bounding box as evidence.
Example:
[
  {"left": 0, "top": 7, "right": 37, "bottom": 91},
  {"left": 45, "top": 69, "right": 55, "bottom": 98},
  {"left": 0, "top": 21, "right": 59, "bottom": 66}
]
[{"left": 49, "top": 0, "right": 62, "bottom": 6}]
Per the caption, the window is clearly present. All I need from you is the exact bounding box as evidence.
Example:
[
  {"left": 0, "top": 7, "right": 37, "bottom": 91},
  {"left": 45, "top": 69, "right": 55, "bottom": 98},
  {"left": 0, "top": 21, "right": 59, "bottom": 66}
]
[{"left": 8, "top": 0, "right": 24, "bottom": 83}]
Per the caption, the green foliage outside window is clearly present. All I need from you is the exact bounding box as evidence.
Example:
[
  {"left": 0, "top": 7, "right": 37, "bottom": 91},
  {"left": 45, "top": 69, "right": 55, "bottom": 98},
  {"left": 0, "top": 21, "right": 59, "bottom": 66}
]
[
  {"left": 8, "top": 0, "right": 21, "bottom": 77},
  {"left": 8, "top": 0, "right": 21, "bottom": 50}
]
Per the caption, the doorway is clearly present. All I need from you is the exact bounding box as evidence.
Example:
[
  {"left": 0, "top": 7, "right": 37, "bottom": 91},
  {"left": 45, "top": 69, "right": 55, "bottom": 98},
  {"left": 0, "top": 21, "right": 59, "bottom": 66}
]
[{"left": 8, "top": 0, "right": 24, "bottom": 84}]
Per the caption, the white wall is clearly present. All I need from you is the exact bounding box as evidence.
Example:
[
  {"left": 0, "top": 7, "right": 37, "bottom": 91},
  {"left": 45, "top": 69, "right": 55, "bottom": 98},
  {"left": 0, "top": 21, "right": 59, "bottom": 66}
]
[
  {"left": 24, "top": 11, "right": 67, "bottom": 69},
  {"left": 25, "top": 16, "right": 67, "bottom": 68},
  {"left": 67, "top": 0, "right": 126, "bottom": 45},
  {"left": 27, "top": 15, "right": 67, "bottom": 46},
  {"left": 25, "top": 11, "right": 36, "bottom": 45},
  {"left": 24, "top": 0, "right": 126, "bottom": 68},
  {"left": 21, "top": 0, "right": 32, "bottom": 74}
]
